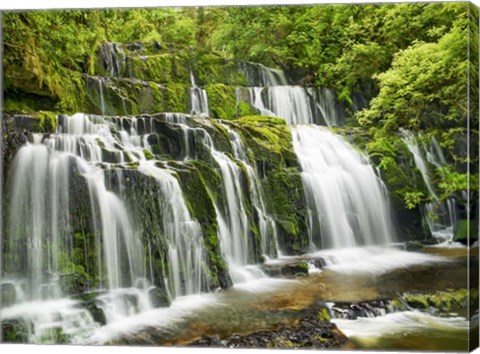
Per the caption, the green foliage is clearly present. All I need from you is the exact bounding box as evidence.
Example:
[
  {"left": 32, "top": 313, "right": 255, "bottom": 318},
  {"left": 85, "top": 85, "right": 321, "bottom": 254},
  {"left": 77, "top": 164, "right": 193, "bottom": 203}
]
[
  {"left": 404, "top": 191, "right": 425, "bottom": 210},
  {"left": 211, "top": 3, "right": 467, "bottom": 102},
  {"left": 357, "top": 12, "right": 468, "bottom": 131}
]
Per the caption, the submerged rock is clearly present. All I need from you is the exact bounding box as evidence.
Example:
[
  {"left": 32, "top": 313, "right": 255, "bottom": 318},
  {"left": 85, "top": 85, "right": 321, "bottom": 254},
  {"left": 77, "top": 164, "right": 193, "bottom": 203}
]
[{"left": 189, "top": 310, "right": 347, "bottom": 349}]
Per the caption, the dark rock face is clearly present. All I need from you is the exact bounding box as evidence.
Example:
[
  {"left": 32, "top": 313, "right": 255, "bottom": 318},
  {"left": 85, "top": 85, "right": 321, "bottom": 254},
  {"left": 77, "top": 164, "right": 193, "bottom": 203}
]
[{"left": 189, "top": 312, "right": 348, "bottom": 349}]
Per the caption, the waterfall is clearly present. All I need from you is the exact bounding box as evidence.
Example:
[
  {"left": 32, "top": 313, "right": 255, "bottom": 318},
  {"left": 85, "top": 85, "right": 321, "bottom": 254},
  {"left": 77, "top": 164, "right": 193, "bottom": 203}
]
[
  {"left": 190, "top": 70, "right": 210, "bottom": 117},
  {"left": 240, "top": 63, "right": 394, "bottom": 250},
  {"left": 127, "top": 113, "right": 273, "bottom": 284},
  {"left": 221, "top": 123, "right": 279, "bottom": 258},
  {"left": 400, "top": 129, "right": 457, "bottom": 241},
  {"left": 1, "top": 113, "right": 214, "bottom": 343},
  {"left": 113, "top": 113, "right": 210, "bottom": 298},
  {"left": 137, "top": 162, "right": 206, "bottom": 298},
  {"left": 98, "top": 42, "right": 126, "bottom": 77},
  {"left": 292, "top": 125, "right": 394, "bottom": 249},
  {"left": 200, "top": 132, "right": 256, "bottom": 282},
  {"left": 238, "top": 62, "right": 345, "bottom": 126}
]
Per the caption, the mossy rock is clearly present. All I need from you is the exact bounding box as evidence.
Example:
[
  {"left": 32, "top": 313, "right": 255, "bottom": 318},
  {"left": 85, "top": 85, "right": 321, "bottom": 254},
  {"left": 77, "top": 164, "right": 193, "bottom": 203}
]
[
  {"left": 124, "top": 52, "right": 190, "bottom": 85},
  {"left": 1, "top": 319, "right": 30, "bottom": 343},
  {"left": 204, "top": 84, "right": 238, "bottom": 120},
  {"left": 194, "top": 54, "right": 247, "bottom": 86},
  {"left": 176, "top": 162, "right": 232, "bottom": 290},
  {"left": 32, "top": 110, "right": 57, "bottom": 132},
  {"left": 454, "top": 219, "right": 477, "bottom": 245},
  {"left": 230, "top": 117, "right": 309, "bottom": 254},
  {"left": 149, "top": 287, "right": 172, "bottom": 308},
  {"left": 402, "top": 288, "right": 474, "bottom": 311}
]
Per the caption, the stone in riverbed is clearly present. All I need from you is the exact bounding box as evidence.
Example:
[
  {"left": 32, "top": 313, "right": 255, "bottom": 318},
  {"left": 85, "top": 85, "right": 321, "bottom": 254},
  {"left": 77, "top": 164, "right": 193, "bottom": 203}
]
[
  {"left": 189, "top": 309, "right": 347, "bottom": 349},
  {"left": 261, "top": 261, "right": 310, "bottom": 278}
]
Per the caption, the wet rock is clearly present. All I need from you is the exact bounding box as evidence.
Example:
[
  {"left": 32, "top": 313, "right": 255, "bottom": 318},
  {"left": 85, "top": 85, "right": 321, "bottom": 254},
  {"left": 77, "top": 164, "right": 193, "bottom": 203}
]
[
  {"left": 1, "top": 283, "right": 17, "bottom": 307},
  {"left": 1, "top": 319, "right": 30, "bottom": 343},
  {"left": 149, "top": 287, "right": 171, "bottom": 308},
  {"left": 405, "top": 240, "right": 424, "bottom": 251},
  {"left": 261, "top": 261, "right": 310, "bottom": 278},
  {"left": 402, "top": 288, "right": 473, "bottom": 312},
  {"left": 85, "top": 301, "right": 107, "bottom": 326},
  {"left": 330, "top": 300, "right": 396, "bottom": 320},
  {"left": 73, "top": 290, "right": 108, "bottom": 325},
  {"left": 58, "top": 273, "right": 89, "bottom": 296},
  {"left": 189, "top": 310, "right": 347, "bottom": 349}
]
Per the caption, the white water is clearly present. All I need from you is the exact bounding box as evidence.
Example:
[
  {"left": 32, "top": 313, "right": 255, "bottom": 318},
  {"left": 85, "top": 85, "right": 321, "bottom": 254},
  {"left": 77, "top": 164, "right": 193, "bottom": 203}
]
[
  {"left": 292, "top": 126, "right": 394, "bottom": 249},
  {"left": 202, "top": 134, "right": 251, "bottom": 280},
  {"left": 222, "top": 123, "right": 279, "bottom": 258},
  {"left": 190, "top": 70, "right": 210, "bottom": 117},
  {"left": 309, "top": 247, "right": 447, "bottom": 275},
  {"left": 114, "top": 113, "right": 210, "bottom": 298},
  {"left": 239, "top": 63, "right": 344, "bottom": 126},
  {"left": 400, "top": 129, "right": 458, "bottom": 241},
  {"left": 137, "top": 161, "right": 206, "bottom": 298},
  {"left": 1, "top": 113, "right": 214, "bottom": 343},
  {"left": 333, "top": 310, "right": 469, "bottom": 347}
]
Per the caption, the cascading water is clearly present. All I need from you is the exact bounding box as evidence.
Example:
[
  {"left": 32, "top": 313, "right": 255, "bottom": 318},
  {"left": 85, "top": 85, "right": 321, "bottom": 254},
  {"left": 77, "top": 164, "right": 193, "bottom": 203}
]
[
  {"left": 400, "top": 129, "right": 457, "bottom": 242},
  {"left": 200, "top": 131, "right": 261, "bottom": 283},
  {"left": 1, "top": 113, "right": 215, "bottom": 343},
  {"left": 190, "top": 70, "right": 209, "bottom": 117},
  {"left": 238, "top": 63, "right": 345, "bottom": 126},
  {"left": 1, "top": 115, "right": 150, "bottom": 342},
  {"left": 114, "top": 115, "right": 209, "bottom": 297},
  {"left": 221, "top": 123, "right": 279, "bottom": 258},
  {"left": 241, "top": 63, "right": 395, "bottom": 250},
  {"left": 137, "top": 112, "right": 276, "bottom": 284},
  {"left": 292, "top": 126, "right": 393, "bottom": 249}
]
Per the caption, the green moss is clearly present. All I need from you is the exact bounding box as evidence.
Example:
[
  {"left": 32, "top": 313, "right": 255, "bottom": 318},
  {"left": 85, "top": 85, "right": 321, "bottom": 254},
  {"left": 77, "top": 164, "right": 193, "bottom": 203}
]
[
  {"left": 147, "top": 82, "right": 167, "bottom": 113},
  {"left": 165, "top": 82, "right": 189, "bottom": 112},
  {"left": 143, "top": 149, "right": 154, "bottom": 160},
  {"left": 125, "top": 53, "right": 190, "bottom": 85},
  {"left": 316, "top": 308, "right": 331, "bottom": 322},
  {"left": 237, "top": 100, "right": 258, "bottom": 117},
  {"left": 204, "top": 84, "right": 238, "bottom": 119},
  {"left": 34, "top": 110, "right": 57, "bottom": 132},
  {"left": 4, "top": 91, "right": 58, "bottom": 114},
  {"left": 175, "top": 161, "right": 231, "bottom": 289},
  {"left": 403, "top": 288, "right": 476, "bottom": 311},
  {"left": 454, "top": 219, "right": 476, "bottom": 242},
  {"left": 194, "top": 54, "right": 247, "bottom": 86},
  {"left": 230, "top": 117, "right": 308, "bottom": 254}
]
